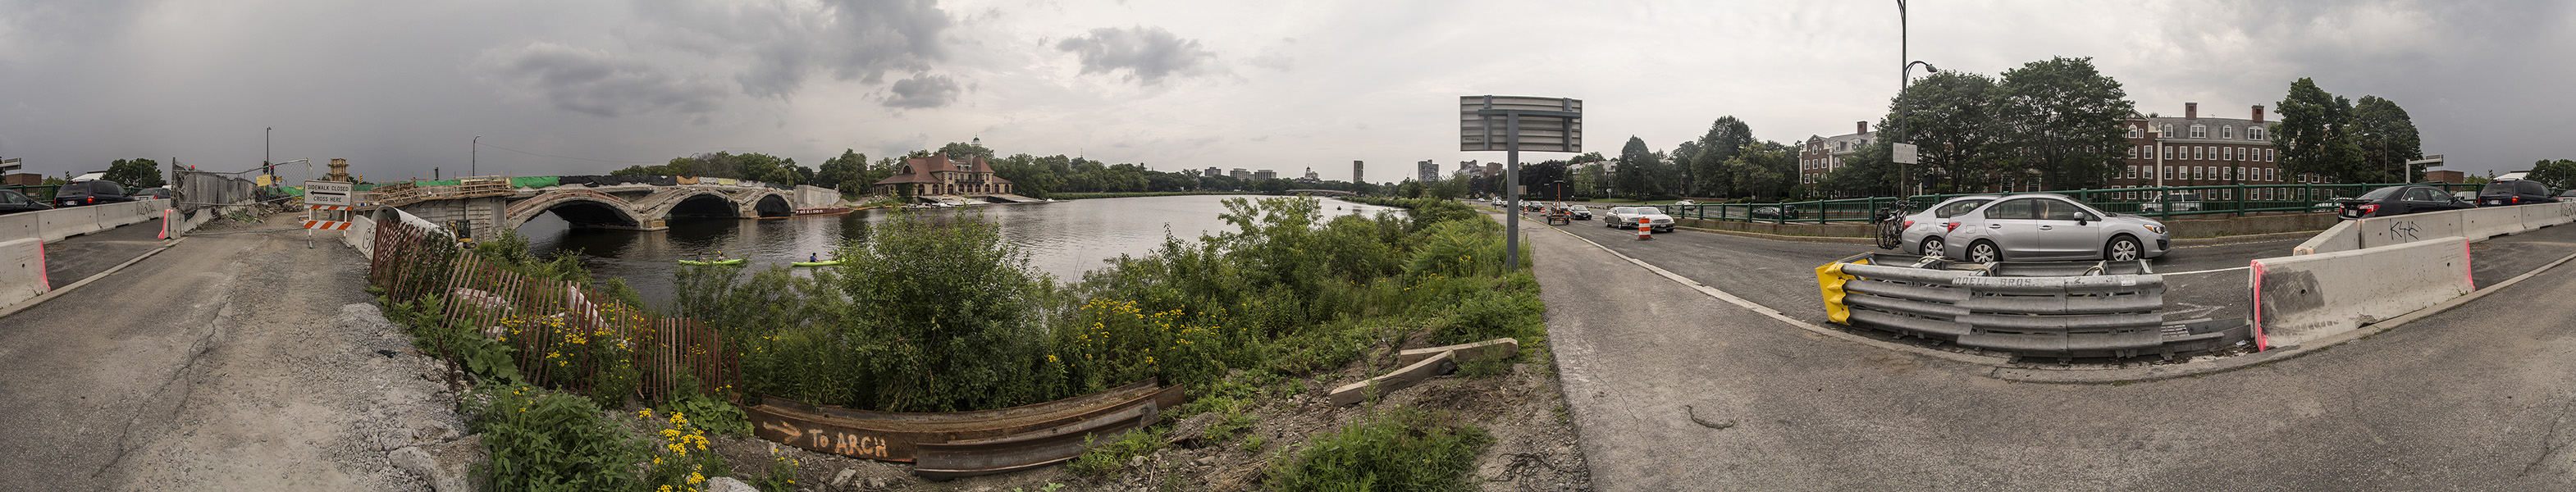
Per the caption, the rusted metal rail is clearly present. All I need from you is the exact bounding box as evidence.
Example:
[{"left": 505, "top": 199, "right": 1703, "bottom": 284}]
[{"left": 748, "top": 378, "right": 1188, "bottom": 478}]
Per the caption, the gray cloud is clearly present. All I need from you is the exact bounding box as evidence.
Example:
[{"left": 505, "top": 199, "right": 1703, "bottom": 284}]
[
  {"left": 1055, "top": 26, "right": 1219, "bottom": 84},
  {"left": 475, "top": 42, "right": 727, "bottom": 119},
  {"left": 882, "top": 73, "right": 961, "bottom": 108},
  {"left": 629, "top": 0, "right": 952, "bottom": 100}
]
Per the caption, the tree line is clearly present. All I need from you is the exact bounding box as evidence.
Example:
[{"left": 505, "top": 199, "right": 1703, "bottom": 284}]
[
  {"left": 1547, "top": 57, "right": 2424, "bottom": 203},
  {"left": 606, "top": 141, "right": 1376, "bottom": 198}
]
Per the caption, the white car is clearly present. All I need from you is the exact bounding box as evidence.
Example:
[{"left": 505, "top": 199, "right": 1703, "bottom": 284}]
[{"left": 1601, "top": 207, "right": 1674, "bottom": 232}]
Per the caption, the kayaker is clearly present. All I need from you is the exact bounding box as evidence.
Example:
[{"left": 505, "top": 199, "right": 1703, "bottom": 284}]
[{"left": 809, "top": 253, "right": 819, "bottom": 262}]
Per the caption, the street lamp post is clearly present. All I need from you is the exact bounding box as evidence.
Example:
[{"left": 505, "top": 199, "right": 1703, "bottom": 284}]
[
  {"left": 472, "top": 135, "right": 480, "bottom": 177},
  {"left": 1894, "top": 1, "right": 1937, "bottom": 198}
]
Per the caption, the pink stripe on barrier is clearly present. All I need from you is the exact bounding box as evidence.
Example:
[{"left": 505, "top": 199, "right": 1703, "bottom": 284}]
[{"left": 2249, "top": 260, "right": 2268, "bottom": 351}]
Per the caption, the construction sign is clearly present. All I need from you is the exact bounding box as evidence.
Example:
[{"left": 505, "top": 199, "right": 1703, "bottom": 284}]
[{"left": 304, "top": 205, "right": 354, "bottom": 230}]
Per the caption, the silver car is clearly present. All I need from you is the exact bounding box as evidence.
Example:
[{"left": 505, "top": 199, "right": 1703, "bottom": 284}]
[
  {"left": 1896, "top": 195, "right": 1999, "bottom": 257},
  {"left": 1938, "top": 194, "right": 2171, "bottom": 262}
]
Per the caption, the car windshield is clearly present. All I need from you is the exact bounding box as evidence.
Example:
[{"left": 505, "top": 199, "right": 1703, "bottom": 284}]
[
  {"left": 2359, "top": 187, "right": 2405, "bottom": 200},
  {"left": 1932, "top": 198, "right": 1992, "bottom": 218}
]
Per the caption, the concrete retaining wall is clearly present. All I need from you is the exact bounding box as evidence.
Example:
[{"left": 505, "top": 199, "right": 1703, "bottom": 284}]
[
  {"left": 0, "top": 239, "right": 46, "bottom": 308},
  {"left": 2295, "top": 202, "right": 2576, "bottom": 255},
  {"left": 2251, "top": 237, "right": 2472, "bottom": 350},
  {"left": 344, "top": 214, "right": 377, "bottom": 258}
]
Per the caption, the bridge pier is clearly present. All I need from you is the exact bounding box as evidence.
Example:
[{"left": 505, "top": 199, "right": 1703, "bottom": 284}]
[{"left": 394, "top": 196, "right": 511, "bottom": 239}]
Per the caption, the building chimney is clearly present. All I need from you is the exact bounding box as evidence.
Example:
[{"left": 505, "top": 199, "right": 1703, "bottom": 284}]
[
  {"left": 2185, "top": 102, "right": 2198, "bottom": 119},
  {"left": 2252, "top": 105, "right": 2266, "bottom": 123},
  {"left": 1857, "top": 121, "right": 1869, "bottom": 134}
]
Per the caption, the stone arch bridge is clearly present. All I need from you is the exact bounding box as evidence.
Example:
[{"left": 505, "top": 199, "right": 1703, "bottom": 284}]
[{"left": 389, "top": 182, "right": 814, "bottom": 235}]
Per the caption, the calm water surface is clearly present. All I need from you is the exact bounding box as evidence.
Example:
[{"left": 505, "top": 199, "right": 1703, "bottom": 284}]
[{"left": 520, "top": 194, "right": 1391, "bottom": 303}]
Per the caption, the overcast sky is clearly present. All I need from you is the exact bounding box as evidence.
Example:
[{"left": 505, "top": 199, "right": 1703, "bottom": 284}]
[{"left": 2, "top": 0, "right": 2569, "bottom": 184}]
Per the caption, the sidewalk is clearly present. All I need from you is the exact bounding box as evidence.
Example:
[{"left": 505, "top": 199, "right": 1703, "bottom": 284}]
[{"left": 42, "top": 216, "right": 176, "bottom": 289}]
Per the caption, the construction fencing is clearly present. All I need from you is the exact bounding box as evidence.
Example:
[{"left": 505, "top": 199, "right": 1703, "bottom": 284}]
[
  {"left": 172, "top": 170, "right": 259, "bottom": 212},
  {"left": 367, "top": 216, "right": 737, "bottom": 401}
]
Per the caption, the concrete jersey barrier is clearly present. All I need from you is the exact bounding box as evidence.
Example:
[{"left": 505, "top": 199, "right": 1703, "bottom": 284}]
[
  {"left": 2296, "top": 201, "right": 2576, "bottom": 255},
  {"left": 2252, "top": 236, "right": 2472, "bottom": 350}
]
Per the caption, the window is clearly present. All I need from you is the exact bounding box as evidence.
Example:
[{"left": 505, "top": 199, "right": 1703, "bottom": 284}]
[
  {"left": 2195, "top": 166, "right": 2206, "bottom": 180},
  {"left": 2190, "top": 124, "right": 2208, "bottom": 139},
  {"left": 2267, "top": 168, "right": 2277, "bottom": 181},
  {"left": 1838, "top": 141, "right": 1848, "bottom": 152},
  {"left": 2129, "top": 125, "right": 2143, "bottom": 138},
  {"left": 2128, "top": 147, "right": 2137, "bottom": 158},
  {"left": 2039, "top": 199, "right": 2083, "bottom": 221},
  {"left": 2224, "top": 125, "right": 2236, "bottom": 139},
  {"left": 2163, "top": 123, "right": 2174, "bottom": 136},
  {"left": 2126, "top": 165, "right": 2138, "bottom": 179},
  {"left": 2194, "top": 147, "right": 2204, "bottom": 160},
  {"left": 1985, "top": 198, "right": 2037, "bottom": 220},
  {"left": 2163, "top": 166, "right": 2173, "bottom": 180},
  {"left": 2249, "top": 126, "right": 2266, "bottom": 141},
  {"left": 2268, "top": 148, "right": 2276, "bottom": 162}
]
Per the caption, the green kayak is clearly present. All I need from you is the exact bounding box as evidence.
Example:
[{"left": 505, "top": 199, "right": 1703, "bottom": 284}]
[
  {"left": 678, "top": 258, "right": 746, "bottom": 266},
  {"left": 792, "top": 260, "right": 843, "bottom": 266}
]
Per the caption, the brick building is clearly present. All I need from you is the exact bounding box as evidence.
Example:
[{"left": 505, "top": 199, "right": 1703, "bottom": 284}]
[
  {"left": 1797, "top": 121, "right": 1875, "bottom": 186},
  {"left": 870, "top": 155, "right": 1015, "bottom": 196},
  {"left": 1798, "top": 102, "right": 2323, "bottom": 201}
]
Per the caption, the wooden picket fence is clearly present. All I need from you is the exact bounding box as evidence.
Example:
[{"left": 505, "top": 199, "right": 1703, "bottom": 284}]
[{"left": 367, "top": 217, "right": 737, "bottom": 402}]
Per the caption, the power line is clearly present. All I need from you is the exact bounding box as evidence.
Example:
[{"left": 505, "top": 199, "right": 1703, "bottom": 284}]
[{"left": 474, "top": 140, "right": 666, "bottom": 164}]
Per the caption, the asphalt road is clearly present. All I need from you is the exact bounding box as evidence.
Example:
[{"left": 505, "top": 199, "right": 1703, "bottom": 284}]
[
  {"left": 0, "top": 215, "right": 450, "bottom": 490},
  {"left": 1524, "top": 208, "right": 2576, "bottom": 490}
]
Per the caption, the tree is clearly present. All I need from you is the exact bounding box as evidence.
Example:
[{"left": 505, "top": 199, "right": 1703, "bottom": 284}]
[
  {"left": 2274, "top": 77, "right": 2364, "bottom": 184},
  {"left": 105, "top": 158, "right": 165, "bottom": 188},
  {"left": 1570, "top": 162, "right": 1604, "bottom": 199},
  {"left": 2350, "top": 95, "right": 2423, "bottom": 183},
  {"left": 1518, "top": 160, "right": 1570, "bottom": 201},
  {"left": 812, "top": 149, "right": 875, "bottom": 192},
  {"left": 939, "top": 141, "right": 996, "bottom": 162},
  {"left": 1690, "top": 116, "right": 1756, "bottom": 198},
  {"left": 2526, "top": 159, "right": 2576, "bottom": 190},
  {"left": 1989, "top": 57, "right": 2135, "bottom": 191},
  {"left": 1819, "top": 142, "right": 1901, "bottom": 198},
  {"left": 1615, "top": 136, "right": 1668, "bottom": 199},
  {"left": 1726, "top": 141, "right": 1798, "bottom": 201},
  {"left": 1879, "top": 71, "right": 2003, "bottom": 194}
]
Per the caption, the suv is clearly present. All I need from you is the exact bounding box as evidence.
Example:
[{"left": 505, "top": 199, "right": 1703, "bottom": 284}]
[
  {"left": 2137, "top": 192, "right": 2203, "bottom": 212},
  {"left": 1602, "top": 207, "right": 1674, "bottom": 232},
  {"left": 53, "top": 179, "right": 137, "bottom": 207},
  {"left": 2478, "top": 180, "right": 2555, "bottom": 207}
]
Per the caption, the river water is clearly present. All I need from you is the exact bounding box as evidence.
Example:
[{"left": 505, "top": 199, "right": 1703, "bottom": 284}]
[{"left": 519, "top": 194, "right": 1391, "bottom": 303}]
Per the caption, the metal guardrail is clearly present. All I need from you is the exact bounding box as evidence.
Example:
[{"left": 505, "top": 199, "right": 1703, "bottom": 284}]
[{"left": 1815, "top": 252, "right": 2247, "bottom": 360}]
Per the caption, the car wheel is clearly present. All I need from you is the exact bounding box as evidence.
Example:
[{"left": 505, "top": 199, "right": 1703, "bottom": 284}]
[
  {"left": 1967, "top": 240, "right": 2001, "bottom": 263},
  {"left": 2105, "top": 235, "right": 2142, "bottom": 262},
  {"left": 1921, "top": 237, "right": 1946, "bottom": 257}
]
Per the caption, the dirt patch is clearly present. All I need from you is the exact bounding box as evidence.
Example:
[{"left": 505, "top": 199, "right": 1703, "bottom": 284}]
[{"left": 697, "top": 332, "right": 1591, "bottom": 491}]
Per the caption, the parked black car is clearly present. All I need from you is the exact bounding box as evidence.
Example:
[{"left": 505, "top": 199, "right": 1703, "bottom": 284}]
[
  {"left": 2478, "top": 180, "right": 2556, "bottom": 207},
  {"left": 2338, "top": 184, "right": 2473, "bottom": 219},
  {"left": 0, "top": 189, "right": 51, "bottom": 215},
  {"left": 134, "top": 187, "right": 174, "bottom": 200},
  {"left": 52, "top": 179, "right": 138, "bottom": 207}
]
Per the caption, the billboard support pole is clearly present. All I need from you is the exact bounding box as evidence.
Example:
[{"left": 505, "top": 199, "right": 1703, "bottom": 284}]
[{"left": 1505, "top": 113, "right": 1520, "bottom": 272}]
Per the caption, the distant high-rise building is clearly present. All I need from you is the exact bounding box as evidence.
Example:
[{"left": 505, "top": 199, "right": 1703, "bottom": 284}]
[
  {"left": 1353, "top": 160, "right": 1364, "bottom": 184},
  {"left": 1253, "top": 169, "right": 1277, "bottom": 180},
  {"left": 1418, "top": 160, "right": 1439, "bottom": 182},
  {"left": 1204, "top": 166, "right": 1222, "bottom": 177},
  {"left": 1485, "top": 162, "right": 1502, "bottom": 180},
  {"left": 1230, "top": 168, "right": 1251, "bottom": 180}
]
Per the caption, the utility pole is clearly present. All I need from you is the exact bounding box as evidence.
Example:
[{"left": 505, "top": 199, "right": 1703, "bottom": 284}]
[{"left": 472, "top": 135, "right": 479, "bottom": 177}]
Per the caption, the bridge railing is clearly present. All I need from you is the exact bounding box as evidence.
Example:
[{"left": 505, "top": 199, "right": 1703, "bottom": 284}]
[{"left": 1654, "top": 182, "right": 2483, "bottom": 224}]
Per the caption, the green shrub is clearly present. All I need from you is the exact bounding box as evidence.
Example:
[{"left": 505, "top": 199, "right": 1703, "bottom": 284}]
[
  {"left": 1267, "top": 407, "right": 1493, "bottom": 492},
  {"left": 1065, "top": 427, "right": 1167, "bottom": 476},
  {"left": 462, "top": 383, "right": 639, "bottom": 492},
  {"left": 1434, "top": 274, "right": 1545, "bottom": 346}
]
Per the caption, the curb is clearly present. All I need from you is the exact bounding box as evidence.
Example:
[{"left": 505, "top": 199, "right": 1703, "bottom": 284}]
[
  {"left": 0, "top": 238, "right": 185, "bottom": 319},
  {"left": 1529, "top": 214, "right": 2576, "bottom": 384}
]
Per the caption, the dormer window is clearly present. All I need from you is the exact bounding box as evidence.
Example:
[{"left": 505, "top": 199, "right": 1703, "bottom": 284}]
[
  {"left": 2249, "top": 126, "right": 2267, "bottom": 141},
  {"left": 2161, "top": 123, "right": 2174, "bottom": 136},
  {"left": 2127, "top": 125, "right": 2142, "bottom": 139},
  {"left": 2223, "top": 125, "right": 2236, "bottom": 139},
  {"left": 1838, "top": 141, "right": 1848, "bottom": 152},
  {"left": 2189, "top": 124, "right": 2207, "bottom": 139}
]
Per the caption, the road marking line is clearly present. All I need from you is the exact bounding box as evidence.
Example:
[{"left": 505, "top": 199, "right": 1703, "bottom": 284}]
[{"left": 1528, "top": 221, "right": 2010, "bottom": 367}]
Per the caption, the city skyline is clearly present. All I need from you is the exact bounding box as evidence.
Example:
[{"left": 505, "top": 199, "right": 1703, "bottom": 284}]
[{"left": 0, "top": 1, "right": 2567, "bottom": 184}]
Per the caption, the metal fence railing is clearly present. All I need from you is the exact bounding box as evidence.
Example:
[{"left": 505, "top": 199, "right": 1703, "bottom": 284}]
[
  {"left": 1654, "top": 183, "right": 2489, "bottom": 224},
  {"left": 173, "top": 170, "right": 258, "bottom": 211},
  {"left": 368, "top": 216, "right": 738, "bottom": 401}
]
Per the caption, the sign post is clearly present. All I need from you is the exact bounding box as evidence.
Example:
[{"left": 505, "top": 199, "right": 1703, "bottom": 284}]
[
  {"left": 303, "top": 180, "right": 355, "bottom": 248},
  {"left": 1460, "top": 95, "right": 1582, "bottom": 272}
]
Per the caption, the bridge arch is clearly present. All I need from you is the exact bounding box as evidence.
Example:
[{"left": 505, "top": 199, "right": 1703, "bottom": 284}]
[
  {"left": 502, "top": 192, "right": 647, "bottom": 231},
  {"left": 742, "top": 191, "right": 793, "bottom": 218}
]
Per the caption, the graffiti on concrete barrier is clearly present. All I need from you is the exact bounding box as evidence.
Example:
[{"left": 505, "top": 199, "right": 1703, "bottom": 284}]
[{"left": 2386, "top": 221, "right": 2421, "bottom": 242}]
